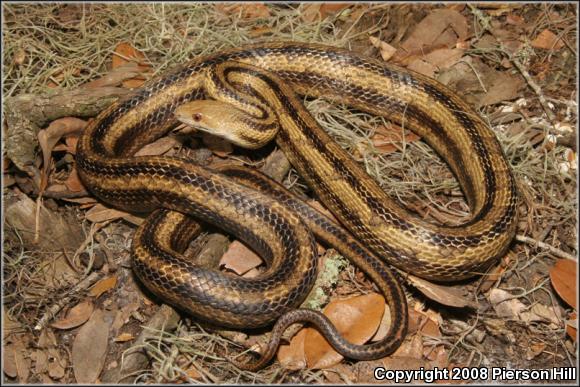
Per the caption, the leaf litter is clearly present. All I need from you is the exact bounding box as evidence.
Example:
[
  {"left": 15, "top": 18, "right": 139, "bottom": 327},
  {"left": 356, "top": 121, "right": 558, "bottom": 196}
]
[{"left": 2, "top": 3, "right": 577, "bottom": 384}]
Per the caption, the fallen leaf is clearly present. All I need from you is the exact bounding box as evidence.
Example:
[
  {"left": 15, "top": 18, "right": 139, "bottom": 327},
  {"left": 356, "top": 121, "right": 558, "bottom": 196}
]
[
  {"left": 3, "top": 343, "right": 18, "bottom": 378},
  {"left": 488, "top": 288, "right": 526, "bottom": 319},
  {"left": 370, "top": 303, "right": 392, "bottom": 341},
  {"left": 181, "top": 366, "right": 202, "bottom": 381},
  {"left": 134, "top": 136, "right": 181, "bottom": 157},
  {"left": 38, "top": 118, "right": 87, "bottom": 188},
  {"left": 399, "top": 9, "right": 468, "bottom": 55},
  {"left": 219, "top": 241, "right": 263, "bottom": 276},
  {"left": 277, "top": 328, "right": 308, "bottom": 370},
  {"left": 47, "top": 348, "right": 66, "bottom": 380},
  {"left": 215, "top": 3, "right": 270, "bottom": 19},
  {"left": 304, "top": 293, "right": 385, "bottom": 369},
  {"left": 320, "top": 3, "right": 350, "bottom": 17},
  {"left": 84, "top": 203, "right": 144, "bottom": 225},
  {"left": 477, "top": 72, "right": 524, "bottom": 107},
  {"left": 65, "top": 136, "right": 79, "bottom": 154},
  {"left": 13, "top": 339, "right": 31, "bottom": 383},
  {"left": 301, "top": 4, "right": 322, "bottom": 22},
  {"left": 112, "top": 42, "right": 151, "bottom": 88},
  {"left": 302, "top": 3, "right": 350, "bottom": 22},
  {"left": 506, "top": 14, "right": 524, "bottom": 25},
  {"left": 31, "top": 350, "right": 49, "bottom": 374},
  {"left": 72, "top": 309, "right": 110, "bottom": 383},
  {"left": 64, "top": 168, "right": 86, "bottom": 193},
  {"left": 89, "top": 275, "right": 118, "bottom": 298},
  {"left": 407, "top": 274, "right": 477, "bottom": 308},
  {"left": 369, "top": 36, "right": 397, "bottom": 61},
  {"left": 566, "top": 312, "right": 577, "bottom": 341},
  {"left": 323, "top": 363, "right": 357, "bottom": 384},
  {"left": 521, "top": 303, "right": 561, "bottom": 326},
  {"left": 113, "top": 332, "right": 135, "bottom": 343},
  {"left": 202, "top": 133, "right": 233, "bottom": 157},
  {"left": 371, "top": 125, "right": 421, "bottom": 154},
  {"left": 390, "top": 333, "right": 424, "bottom": 359},
  {"left": 407, "top": 59, "right": 437, "bottom": 77},
  {"left": 37, "top": 329, "right": 58, "bottom": 349},
  {"left": 549, "top": 259, "right": 577, "bottom": 309},
  {"left": 4, "top": 305, "right": 23, "bottom": 335},
  {"left": 51, "top": 301, "right": 94, "bottom": 330},
  {"left": 422, "top": 48, "right": 465, "bottom": 69},
  {"left": 531, "top": 29, "right": 565, "bottom": 50},
  {"left": 478, "top": 252, "right": 512, "bottom": 293},
  {"left": 526, "top": 342, "right": 546, "bottom": 360}
]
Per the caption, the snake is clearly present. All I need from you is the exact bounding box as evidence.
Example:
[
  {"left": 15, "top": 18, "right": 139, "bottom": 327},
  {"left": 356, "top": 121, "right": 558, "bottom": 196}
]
[{"left": 76, "top": 41, "right": 518, "bottom": 369}]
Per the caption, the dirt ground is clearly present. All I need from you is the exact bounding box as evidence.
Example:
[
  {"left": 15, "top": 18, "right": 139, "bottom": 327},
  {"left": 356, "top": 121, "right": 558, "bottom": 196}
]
[{"left": 2, "top": 3, "right": 578, "bottom": 384}]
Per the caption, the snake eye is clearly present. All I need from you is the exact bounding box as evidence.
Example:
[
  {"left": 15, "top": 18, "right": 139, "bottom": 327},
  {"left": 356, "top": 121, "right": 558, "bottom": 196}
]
[{"left": 193, "top": 113, "right": 203, "bottom": 122}]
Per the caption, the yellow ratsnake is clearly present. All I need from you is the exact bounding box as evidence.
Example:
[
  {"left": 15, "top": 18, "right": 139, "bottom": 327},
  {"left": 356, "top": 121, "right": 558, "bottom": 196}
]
[{"left": 76, "top": 42, "right": 518, "bottom": 370}]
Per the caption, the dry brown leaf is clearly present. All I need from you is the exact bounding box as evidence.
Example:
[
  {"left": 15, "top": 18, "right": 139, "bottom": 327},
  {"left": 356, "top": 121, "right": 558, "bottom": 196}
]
[
  {"left": 62, "top": 197, "right": 99, "bottom": 206},
  {"left": 323, "top": 363, "right": 357, "bottom": 384},
  {"left": 84, "top": 203, "right": 135, "bottom": 224},
  {"left": 51, "top": 301, "right": 94, "bottom": 330},
  {"left": 370, "top": 303, "right": 392, "bottom": 341},
  {"left": 304, "top": 293, "right": 385, "bottom": 369},
  {"left": 38, "top": 118, "right": 87, "bottom": 188},
  {"left": 506, "top": 13, "right": 524, "bottom": 25},
  {"left": 369, "top": 36, "right": 397, "bottom": 61},
  {"left": 369, "top": 126, "right": 421, "bottom": 154},
  {"left": 3, "top": 343, "right": 18, "bottom": 378},
  {"left": 215, "top": 3, "right": 270, "bottom": 19},
  {"left": 302, "top": 3, "right": 351, "bottom": 22},
  {"left": 219, "top": 241, "right": 263, "bottom": 276},
  {"left": 37, "top": 329, "right": 58, "bottom": 349},
  {"left": 479, "top": 252, "right": 512, "bottom": 293},
  {"left": 400, "top": 9, "right": 468, "bottom": 54},
  {"left": 202, "top": 133, "right": 233, "bottom": 157},
  {"left": 407, "top": 274, "right": 477, "bottom": 308},
  {"left": 11, "top": 339, "right": 31, "bottom": 383},
  {"left": 134, "top": 136, "right": 181, "bottom": 157},
  {"left": 63, "top": 168, "right": 86, "bottom": 193},
  {"left": 566, "top": 312, "right": 577, "bottom": 341},
  {"left": 277, "top": 328, "right": 308, "bottom": 370},
  {"left": 182, "top": 366, "right": 202, "bottom": 381},
  {"left": 526, "top": 342, "right": 546, "bottom": 360},
  {"left": 301, "top": 4, "right": 322, "bottom": 22},
  {"left": 47, "top": 348, "right": 66, "bottom": 380},
  {"left": 112, "top": 42, "right": 151, "bottom": 88},
  {"left": 477, "top": 72, "right": 524, "bottom": 107},
  {"left": 422, "top": 48, "right": 465, "bottom": 69},
  {"left": 31, "top": 349, "right": 49, "bottom": 374},
  {"left": 390, "top": 332, "right": 424, "bottom": 359},
  {"left": 549, "top": 259, "right": 577, "bottom": 309},
  {"left": 89, "top": 275, "right": 118, "bottom": 298},
  {"left": 113, "top": 332, "right": 135, "bottom": 343},
  {"left": 531, "top": 29, "right": 565, "bottom": 50},
  {"left": 488, "top": 288, "right": 526, "bottom": 318},
  {"left": 320, "top": 3, "right": 350, "bottom": 16},
  {"left": 406, "top": 59, "right": 437, "bottom": 78},
  {"left": 72, "top": 309, "right": 110, "bottom": 383},
  {"left": 65, "top": 135, "right": 79, "bottom": 154}
]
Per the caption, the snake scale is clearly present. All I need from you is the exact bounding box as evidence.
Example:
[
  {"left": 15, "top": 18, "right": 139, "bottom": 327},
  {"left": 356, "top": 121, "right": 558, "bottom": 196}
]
[{"left": 76, "top": 42, "right": 518, "bottom": 369}]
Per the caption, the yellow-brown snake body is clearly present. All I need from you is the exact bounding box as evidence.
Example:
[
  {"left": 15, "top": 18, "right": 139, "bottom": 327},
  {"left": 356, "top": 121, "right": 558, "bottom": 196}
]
[{"left": 76, "top": 42, "right": 518, "bottom": 368}]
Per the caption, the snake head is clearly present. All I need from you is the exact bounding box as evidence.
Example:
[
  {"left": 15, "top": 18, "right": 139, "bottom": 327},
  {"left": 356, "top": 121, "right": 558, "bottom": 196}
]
[{"left": 174, "top": 100, "right": 260, "bottom": 148}]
